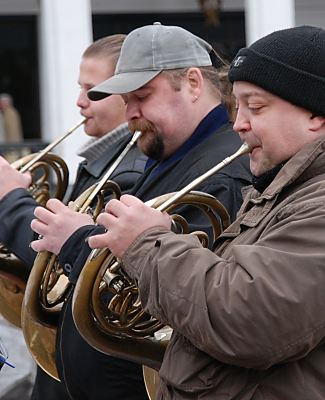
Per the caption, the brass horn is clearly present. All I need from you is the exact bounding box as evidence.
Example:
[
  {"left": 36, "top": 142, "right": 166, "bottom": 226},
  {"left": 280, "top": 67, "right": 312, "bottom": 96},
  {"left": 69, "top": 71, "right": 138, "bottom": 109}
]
[
  {"left": 21, "top": 131, "right": 141, "bottom": 381},
  {"left": 0, "top": 118, "right": 86, "bottom": 328},
  {"left": 71, "top": 142, "right": 251, "bottom": 371}
]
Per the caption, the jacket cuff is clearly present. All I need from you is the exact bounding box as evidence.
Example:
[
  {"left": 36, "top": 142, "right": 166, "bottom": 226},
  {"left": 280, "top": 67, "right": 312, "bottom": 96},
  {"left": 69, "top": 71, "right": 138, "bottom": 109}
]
[
  {"left": 0, "top": 187, "right": 31, "bottom": 204},
  {"left": 58, "top": 224, "right": 105, "bottom": 284},
  {"left": 122, "top": 227, "right": 172, "bottom": 280}
]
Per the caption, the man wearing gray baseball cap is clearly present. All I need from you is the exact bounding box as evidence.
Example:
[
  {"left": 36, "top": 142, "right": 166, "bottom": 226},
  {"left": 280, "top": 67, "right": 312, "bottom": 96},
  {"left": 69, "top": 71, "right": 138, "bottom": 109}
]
[
  {"left": 85, "top": 22, "right": 251, "bottom": 182},
  {"left": 31, "top": 23, "right": 251, "bottom": 399},
  {"left": 88, "top": 22, "right": 215, "bottom": 100}
]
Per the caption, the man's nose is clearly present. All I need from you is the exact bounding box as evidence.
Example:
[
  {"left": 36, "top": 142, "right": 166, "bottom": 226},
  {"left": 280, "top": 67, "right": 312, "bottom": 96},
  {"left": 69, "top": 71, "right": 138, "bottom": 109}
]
[
  {"left": 233, "top": 109, "right": 250, "bottom": 135},
  {"left": 76, "top": 89, "right": 89, "bottom": 108},
  {"left": 126, "top": 101, "right": 141, "bottom": 120}
]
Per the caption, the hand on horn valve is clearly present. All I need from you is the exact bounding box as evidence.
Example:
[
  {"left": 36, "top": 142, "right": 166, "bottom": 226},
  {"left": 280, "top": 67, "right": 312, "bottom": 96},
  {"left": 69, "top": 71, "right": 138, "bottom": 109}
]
[
  {"left": 88, "top": 194, "right": 171, "bottom": 259},
  {"left": 30, "top": 198, "right": 94, "bottom": 254}
]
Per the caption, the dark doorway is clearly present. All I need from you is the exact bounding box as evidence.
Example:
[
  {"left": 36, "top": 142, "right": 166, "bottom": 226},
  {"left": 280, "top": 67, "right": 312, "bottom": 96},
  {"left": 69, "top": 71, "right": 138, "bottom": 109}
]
[
  {"left": 0, "top": 16, "right": 40, "bottom": 140},
  {"left": 93, "top": 11, "right": 245, "bottom": 63}
]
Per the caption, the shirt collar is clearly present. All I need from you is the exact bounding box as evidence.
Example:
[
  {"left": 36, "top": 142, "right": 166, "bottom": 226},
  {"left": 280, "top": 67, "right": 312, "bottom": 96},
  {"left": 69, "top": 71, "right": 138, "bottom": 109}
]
[{"left": 145, "top": 103, "right": 229, "bottom": 172}]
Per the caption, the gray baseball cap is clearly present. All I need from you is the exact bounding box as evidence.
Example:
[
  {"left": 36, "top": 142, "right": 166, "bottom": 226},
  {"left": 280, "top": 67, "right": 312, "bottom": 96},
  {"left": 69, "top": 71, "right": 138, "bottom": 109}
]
[{"left": 88, "top": 22, "right": 213, "bottom": 101}]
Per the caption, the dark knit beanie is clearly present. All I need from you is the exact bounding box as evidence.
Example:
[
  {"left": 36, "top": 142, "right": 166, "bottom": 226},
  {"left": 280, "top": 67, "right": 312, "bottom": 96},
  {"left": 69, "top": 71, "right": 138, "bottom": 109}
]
[{"left": 229, "top": 25, "right": 325, "bottom": 117}]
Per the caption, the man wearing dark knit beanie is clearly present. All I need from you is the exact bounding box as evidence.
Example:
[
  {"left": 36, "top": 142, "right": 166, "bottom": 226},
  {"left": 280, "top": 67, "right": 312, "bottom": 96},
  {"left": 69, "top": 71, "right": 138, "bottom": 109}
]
[
  {"left": 66, "top": 26, "right": 325, "bottom": 398},
  {"left": 229, "top": 25, "right": 325, "bottom": 191},
  {"left": 229, "top": 25, "right": 325, "bottom": 117}
]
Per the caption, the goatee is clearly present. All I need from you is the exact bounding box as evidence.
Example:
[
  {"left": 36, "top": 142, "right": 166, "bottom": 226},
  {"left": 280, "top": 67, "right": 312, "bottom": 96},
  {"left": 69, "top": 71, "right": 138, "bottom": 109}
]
[{"left": 128, "top": 119, "right": 165, "bottom": 160}]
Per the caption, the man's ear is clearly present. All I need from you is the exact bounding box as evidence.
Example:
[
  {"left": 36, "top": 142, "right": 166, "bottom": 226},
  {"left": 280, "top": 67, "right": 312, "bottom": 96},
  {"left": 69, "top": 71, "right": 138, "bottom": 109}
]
[
  {"left": 310, "top": 114, "right": 325, "bottom": 132},
  {"left": 186, "top": 67, "right": 203, "bottom": 101}
]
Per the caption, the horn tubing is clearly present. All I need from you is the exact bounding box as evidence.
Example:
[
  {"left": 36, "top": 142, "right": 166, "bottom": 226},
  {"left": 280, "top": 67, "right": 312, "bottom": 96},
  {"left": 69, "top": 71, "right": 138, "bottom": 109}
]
[
  {"left": 0, "top": 121, "right": 85, "bottom": 328},
  {"left": 20, "top": 130, "right": 141, "bottom": 380},
  {"left": 73, "top": 142, "right": 249, "bottom": 350},
  {"left": 79, "top": 131, "right": 141, "bottom": 213},
  {"left": 157, "top": 142, "right": 250, "bottom": 212}
]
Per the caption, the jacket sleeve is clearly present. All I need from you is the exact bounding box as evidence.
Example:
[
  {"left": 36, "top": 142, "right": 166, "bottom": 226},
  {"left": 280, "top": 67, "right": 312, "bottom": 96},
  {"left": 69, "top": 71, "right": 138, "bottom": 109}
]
[
  {"left": 0, "top": 188, "right": 38, "bottom": 268},
  {"left": 58, "top": 224, "right": 106, "bottom": 284},
  {"left": 122, "top": 198, "right": 325, "bottom": 370}
]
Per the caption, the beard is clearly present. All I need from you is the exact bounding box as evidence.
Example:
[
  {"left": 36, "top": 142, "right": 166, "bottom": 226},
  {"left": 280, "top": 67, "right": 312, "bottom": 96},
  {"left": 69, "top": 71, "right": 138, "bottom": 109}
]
[{"left": 128, "top": 119, "right": 165, "bottom": 160}]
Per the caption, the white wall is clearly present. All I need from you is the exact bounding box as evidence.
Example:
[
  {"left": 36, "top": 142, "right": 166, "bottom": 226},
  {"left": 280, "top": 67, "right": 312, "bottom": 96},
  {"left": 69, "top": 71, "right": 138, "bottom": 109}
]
[
  {"left": 0, "top": 0, "right": 245, "bottom": 15},
  {"left": 91, "top": 0, "right": 244, "bottom": 12},
  {"left": 38, "top": 0, "right": 92, "bottom": 182},
  {"left": 296, "top": 0, "right": 325, "bottom": 28},
  {"left": 0, "top": 0, "right": 38, "bottom": 14},
  {"left": 1, "top": 0, "right": 324, "bottom": 30},
  {"left": 245, "top": 0, "right": 295, "bottom": 45}
]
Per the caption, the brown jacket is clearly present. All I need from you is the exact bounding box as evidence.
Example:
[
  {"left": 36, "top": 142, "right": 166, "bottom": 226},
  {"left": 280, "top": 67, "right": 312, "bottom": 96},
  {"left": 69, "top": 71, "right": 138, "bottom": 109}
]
[{"left": 123, "top": 137, "right": 325, "bottom": 399}]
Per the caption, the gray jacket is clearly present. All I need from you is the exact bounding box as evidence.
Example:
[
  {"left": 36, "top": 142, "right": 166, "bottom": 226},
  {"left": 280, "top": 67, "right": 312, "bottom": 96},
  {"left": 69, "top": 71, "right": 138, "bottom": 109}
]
[{"left": 123, "top": 136, "right": 325, "bottom": 399}]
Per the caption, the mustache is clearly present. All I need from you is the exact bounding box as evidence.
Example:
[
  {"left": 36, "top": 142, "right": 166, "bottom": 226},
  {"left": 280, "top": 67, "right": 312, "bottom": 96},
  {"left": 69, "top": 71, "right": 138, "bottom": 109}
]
[
  {"left": 128, "top": 119, "right": 164, "bottom": 160},
  {"left": 128, "top": 119, "right": 157, "bottom": 135}
]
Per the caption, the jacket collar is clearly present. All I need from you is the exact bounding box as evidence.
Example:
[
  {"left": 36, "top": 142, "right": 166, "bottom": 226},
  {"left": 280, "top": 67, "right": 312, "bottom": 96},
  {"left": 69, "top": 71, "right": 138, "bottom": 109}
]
[
  {"left": 251, "top": 136, "right": 325, "bottom": 202},
  {"left": 144, "top": 103, "right": 229, "bottom": 177},
  {"left": 224, "top": 136, "right": 325, "bottom": 234},
  {"left": 77, "top": 122, "right": 129, "bottom": 162},
  {"left": 78, "top": 125, "right": 132, "bottom": 178}
]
